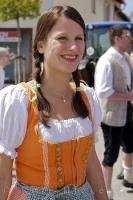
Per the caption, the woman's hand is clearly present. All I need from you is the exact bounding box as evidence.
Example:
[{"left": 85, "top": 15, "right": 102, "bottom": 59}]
[
  {"left": 0, "top": 154, "right": 13, "bottom": 200},
  {"left": 86, "top": 146, "right": 109, "bottom": 200}
]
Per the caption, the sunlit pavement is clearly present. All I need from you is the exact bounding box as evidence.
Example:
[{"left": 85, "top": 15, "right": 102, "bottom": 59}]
[{"left": 96, "top": 128, "right": 133, "bottom": 200}]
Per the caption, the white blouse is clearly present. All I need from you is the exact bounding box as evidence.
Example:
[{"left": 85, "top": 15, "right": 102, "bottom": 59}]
[
  {"left": 95, "top": 47, "right": 131, "bottom": 99},
  {"left": 0, "top": 84, "right": 101, "bottom": 159}
]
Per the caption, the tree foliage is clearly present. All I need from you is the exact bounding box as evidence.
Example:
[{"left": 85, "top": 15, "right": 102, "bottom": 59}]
[
  {"left": 0, "top": 0, "right": 41, "bottom": 21},
  {"left": 0, "top": 0, "right": 41, "bottom": 83}
]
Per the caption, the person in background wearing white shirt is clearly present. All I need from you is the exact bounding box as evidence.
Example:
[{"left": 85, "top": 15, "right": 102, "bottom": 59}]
[
  {"left": 117, "top": 50, "right": 133, "bottom": 186},
  {"left": 95, "top": 26, "right": 133, "bottom": 200},
  {"left": 0, "top": 47, "right": 10, "bottom": 89}
]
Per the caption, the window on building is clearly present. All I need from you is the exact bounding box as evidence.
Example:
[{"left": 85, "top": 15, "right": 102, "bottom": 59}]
[
  {"left": 91, "top": 0, "right": 96, "bottom": 14},
  {"left": 104, "top": 0, "right": 110, "bottom": 20}
]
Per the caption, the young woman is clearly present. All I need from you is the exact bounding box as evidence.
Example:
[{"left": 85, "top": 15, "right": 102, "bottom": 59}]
[{"left": 0, "top": 5, "right": 108, "bottom": 200}]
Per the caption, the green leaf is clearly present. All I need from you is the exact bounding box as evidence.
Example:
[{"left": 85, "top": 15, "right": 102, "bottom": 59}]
[{"left": 0, "top": 0, "right": 41, "bottom": 21}]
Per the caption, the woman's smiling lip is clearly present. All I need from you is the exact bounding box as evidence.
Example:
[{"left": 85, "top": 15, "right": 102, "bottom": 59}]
[{"left": 61, "top": 54, "right": 78, "bottom": 60}]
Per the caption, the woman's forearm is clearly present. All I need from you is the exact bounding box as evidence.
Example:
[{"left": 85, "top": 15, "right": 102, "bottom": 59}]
[
  {"left": 0, "top": 181, "right": 12, "bottom": 200},
  {"left": 86, "top": 147, "right": 108, "bottom": 200},
  {"left": 0, "top": 154, "right": 13, "bottom": 200}
]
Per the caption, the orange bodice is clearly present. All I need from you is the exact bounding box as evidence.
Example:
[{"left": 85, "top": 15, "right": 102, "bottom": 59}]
[{"left": 15, "top": 81, "right": 94, "bottom": 189}]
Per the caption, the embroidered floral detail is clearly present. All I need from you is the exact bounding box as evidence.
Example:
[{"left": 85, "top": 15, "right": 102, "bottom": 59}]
[{"left": 55, "top": 143, "right": 64, "bottom": 188}]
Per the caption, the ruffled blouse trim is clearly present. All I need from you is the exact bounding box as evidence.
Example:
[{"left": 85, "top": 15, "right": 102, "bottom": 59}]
[{"left": 0, "top": 141, "right": 17, "bottom": 159}]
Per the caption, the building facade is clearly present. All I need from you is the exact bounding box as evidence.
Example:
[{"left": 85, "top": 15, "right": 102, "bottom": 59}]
[{"left": 0, "top": 0, "right": 129, "bottom": 83}]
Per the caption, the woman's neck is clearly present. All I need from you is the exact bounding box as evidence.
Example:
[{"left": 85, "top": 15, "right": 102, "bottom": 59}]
[
  {"left": 41, "top": 75, "right": 73, "bottom": 97},
  {"left": 113, "top": 46, "right": 124, "bottom": 55},
  {"left": 42, "top": 84, "right": 70, "bottom": 97},
  {"left": 40, "top": 80, "right": 75, "bottom": 106}
]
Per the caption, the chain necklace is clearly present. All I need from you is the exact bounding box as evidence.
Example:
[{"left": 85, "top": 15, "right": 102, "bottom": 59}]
[
  {"left": 53, "top": 94, "right": 70, "bottom": 103},
  {"left": 43, "top": 91, "right": 72, "bottom": 103},
  {"left": 60, "top": 95, "right": 66, "bottom": 103},
  {"left": 40, "top": 87, "right": 74, "bottom": 103}
]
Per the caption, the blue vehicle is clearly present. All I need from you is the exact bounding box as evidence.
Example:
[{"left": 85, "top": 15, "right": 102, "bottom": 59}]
[{"left": 79, "top": 21, "right": 133, "bottom": 86}]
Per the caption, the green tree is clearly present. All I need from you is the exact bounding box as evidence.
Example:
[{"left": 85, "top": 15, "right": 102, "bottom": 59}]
[{"left": 0, "top": 0, "right": 41, "bottom": 82}]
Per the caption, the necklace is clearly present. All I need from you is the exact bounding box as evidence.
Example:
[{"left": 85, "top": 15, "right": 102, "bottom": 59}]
[
  {"left": 42, "top": 90, "right": 72, "bottom": 103},
  {"left": 53, "top": 92, "right": 74, "bottom": 103},
  {"left": 61, "top": 95, "right": 66, "bottom": 103},
  {"left": 40, "top": 87, "right": 74, "bottom": 103},
  {"left": 52, "top": 93, "right": 69, "bottom": 103}
]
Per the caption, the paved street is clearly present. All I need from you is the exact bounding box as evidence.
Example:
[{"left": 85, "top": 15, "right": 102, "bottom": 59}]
[
  {"left": 12, "top": 128, "right": 133, "bottom": 200},
  {"left": 96, "top": 128, "right": 133, "bottom": 200}
]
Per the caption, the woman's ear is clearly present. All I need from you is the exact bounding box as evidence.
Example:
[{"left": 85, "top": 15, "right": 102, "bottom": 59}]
[{"left": 37, "top": 41, "right": 44, "bottom": 54}]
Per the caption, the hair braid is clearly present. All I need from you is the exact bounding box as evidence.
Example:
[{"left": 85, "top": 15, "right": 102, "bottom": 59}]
[
  {"left": 33, "top": 49, "right": 51, "bottom": 127},
  {"left": 72, "top": 70, "right": 88, "bottom": 118},
  {"left": 33, "top": 49, "right": 44, "bottom": 84}
]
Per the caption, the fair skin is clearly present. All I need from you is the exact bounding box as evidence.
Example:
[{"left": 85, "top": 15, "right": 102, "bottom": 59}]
[
  {"left": 38, "top": 16, "right": 85, "bottom": 108},
  {"left": 87, "top": 147, "right": 108, "bottom": 200},
  {"left": 0, "top": 154, "right": 13, "bottom": 200},
  {"left": 122, "top": 152, "right": 133, "bottom": 167},
  {"left": 38, "top": 16, "right": 85, "bottom": 120},
  {"left": 0, "top": 51, "right": 10, "bottom": 68},
  {"left": 0, "top": 16, "right": 108, "bottom": 200},
  {"left": 0, "top": 50, "right": 10, "bottom": 89},
  {"left": 102, "top": 30, "right": 133, "bottom": 192}
]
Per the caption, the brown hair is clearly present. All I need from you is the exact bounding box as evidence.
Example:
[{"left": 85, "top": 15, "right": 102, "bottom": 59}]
[
  {"left": 109, "top": 25, "right": 130, "bottom": 45},
  {"left": 33, "top": 5, "right": 88, "bottom": 127}
]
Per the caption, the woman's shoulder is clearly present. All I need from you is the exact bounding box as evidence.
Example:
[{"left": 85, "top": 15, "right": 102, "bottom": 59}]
[
  {"left": 80, "top": 81, "right": 101, "bottom": 112},
  {"left": 80, "top": 81, "right": 102, "bottom": 132},
  {"left": 0, "top": 83, "right": 28, "bottom": 104},
  {"left": 0, "top": 84, "right": 29, "bottom": 159},
  {"left": 80, "top": 81, "right": 96, "bottom": 99}
]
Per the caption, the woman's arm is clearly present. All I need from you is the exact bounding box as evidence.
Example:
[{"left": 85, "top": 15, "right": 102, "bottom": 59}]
[
  {"left": 86, "top": 146, "right": 108, "bottom": 200},
  {"left": 0, "top": 154, "right": 13, "bottom": 200}
]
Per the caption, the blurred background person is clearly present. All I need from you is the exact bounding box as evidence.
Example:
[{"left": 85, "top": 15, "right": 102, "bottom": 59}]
[
  {"left": 117, "top": 49, "right": 133, "bottom": 188},
  {"left": 95, "top": 26, "right": 133, "bottom": 199},
  {"left": 0, "top": 47, "right": 10, "bottom": 89}
]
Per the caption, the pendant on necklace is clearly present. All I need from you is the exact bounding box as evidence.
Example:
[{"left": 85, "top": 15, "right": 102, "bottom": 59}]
[
  {"left": 61, "top": 96, "right": 66, "bottom": 103},
  {"left": 63, "top": 99, "right": 66, "bottom": 103}
]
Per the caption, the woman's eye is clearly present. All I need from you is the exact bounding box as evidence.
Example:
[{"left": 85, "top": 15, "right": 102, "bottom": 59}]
[
  {"left": 57, "top": 36, "right": 67, "bottom": 41},
  {"left": 76, "top": 37, "right": 84, "bottom": 41}
]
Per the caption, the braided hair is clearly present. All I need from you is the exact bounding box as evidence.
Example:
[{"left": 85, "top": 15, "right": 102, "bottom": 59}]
[{"left": 33, "top": 5, "right": 89, "bottom": 127}]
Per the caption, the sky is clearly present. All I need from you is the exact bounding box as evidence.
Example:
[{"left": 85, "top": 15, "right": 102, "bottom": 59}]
[{"left": 123, "top": 0, "right": 133, "bottom": 16}]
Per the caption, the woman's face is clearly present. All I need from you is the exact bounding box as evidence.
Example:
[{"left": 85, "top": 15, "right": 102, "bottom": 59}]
[{"left": 38, "top": 16, "right": 85, "bottom": 75}]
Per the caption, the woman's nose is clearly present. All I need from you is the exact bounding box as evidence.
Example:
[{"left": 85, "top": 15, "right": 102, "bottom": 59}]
[{"left": 67, "top": 41, "right": 78, "bottom": 50}]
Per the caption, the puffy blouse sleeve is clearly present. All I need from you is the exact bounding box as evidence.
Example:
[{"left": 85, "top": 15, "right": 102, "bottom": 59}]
[
  {"left": 0, "top": 84, "right": 28, "bottom": 159},
  {"left": 84, "top": 86, "right": 102, "bottom": 132}
]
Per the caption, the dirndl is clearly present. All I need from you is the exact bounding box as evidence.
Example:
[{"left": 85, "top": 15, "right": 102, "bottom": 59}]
[{"left": 8, "top": 181, "right": 94, "bottom": 200}]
